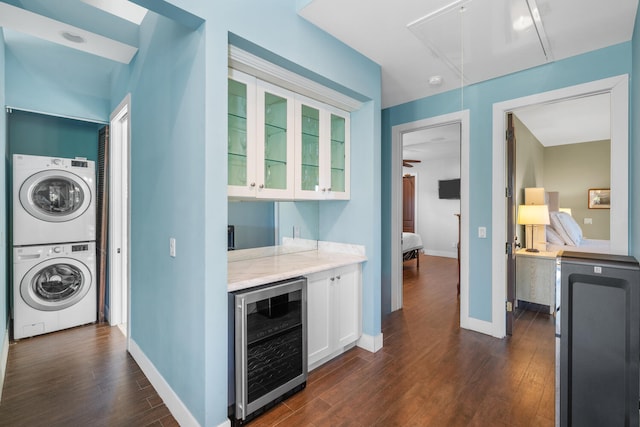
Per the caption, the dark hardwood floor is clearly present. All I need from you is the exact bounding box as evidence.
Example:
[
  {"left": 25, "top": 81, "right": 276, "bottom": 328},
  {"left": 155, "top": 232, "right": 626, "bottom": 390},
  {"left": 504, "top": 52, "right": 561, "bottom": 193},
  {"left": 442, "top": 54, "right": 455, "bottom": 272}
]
[
  {"left": 248, "top": 255, "right": 555, "bottom": 426},
  {"left": 0, "top": 323, "right": 178, "bottom": 426},
  {"left": 0, "top": 255, "right": 555, "bottom": 426}
]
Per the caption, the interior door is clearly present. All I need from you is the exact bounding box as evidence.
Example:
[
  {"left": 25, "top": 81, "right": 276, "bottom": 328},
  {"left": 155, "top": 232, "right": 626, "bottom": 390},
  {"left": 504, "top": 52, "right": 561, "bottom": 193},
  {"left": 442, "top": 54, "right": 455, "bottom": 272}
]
[
  {"left": 506, "top": 113, "right": 517, "bottom": 335},
  {"left": 403, "top": 175, "right": 415, "bottom": 233}
]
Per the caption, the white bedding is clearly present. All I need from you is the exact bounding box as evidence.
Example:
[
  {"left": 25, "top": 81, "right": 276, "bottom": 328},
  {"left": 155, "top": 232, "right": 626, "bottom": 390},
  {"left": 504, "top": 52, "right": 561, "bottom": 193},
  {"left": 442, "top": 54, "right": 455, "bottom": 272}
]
[
  {"left": 545, "top": 238, "right": 611, "bottom": 254},
  {"left": 402, "top": 232, "right": 424, "bottom": 253}
]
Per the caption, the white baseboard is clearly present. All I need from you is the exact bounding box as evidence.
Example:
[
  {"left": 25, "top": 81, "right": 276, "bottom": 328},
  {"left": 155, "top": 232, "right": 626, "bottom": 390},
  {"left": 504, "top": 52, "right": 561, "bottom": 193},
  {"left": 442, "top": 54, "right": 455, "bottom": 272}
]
[
  {"left": 129, "top": 339, "right": 200, "bottom": 427},
  {"left": 357, "top": 332, "right": 384, "bottom": 353},
  {"left": 424, "top": 249, "right": 457, "bottom": 259},
  {"left": 460, "top": 315, "right": 499, "bottom": 338},
  {"left": 0, "top": 327, "right": 8, "bottom": 402}
]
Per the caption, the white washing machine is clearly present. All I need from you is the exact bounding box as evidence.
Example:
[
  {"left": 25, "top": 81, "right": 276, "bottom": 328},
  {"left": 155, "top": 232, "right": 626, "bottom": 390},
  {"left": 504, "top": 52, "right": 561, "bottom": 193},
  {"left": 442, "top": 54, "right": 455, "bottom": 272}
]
[
  {"left": 13, "top": 154, "right": 96, "bottom": 246},
  {"left": 13, "top": 242, "right": 96, "bottom": 339}
]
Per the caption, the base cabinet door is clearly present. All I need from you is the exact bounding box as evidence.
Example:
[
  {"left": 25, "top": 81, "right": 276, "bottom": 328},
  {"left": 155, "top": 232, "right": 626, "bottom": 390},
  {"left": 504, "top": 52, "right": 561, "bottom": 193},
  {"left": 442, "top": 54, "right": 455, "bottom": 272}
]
[
  {"left": 306, "top": 263, "right": 362, "bottom": 370},
  {"left": 334, "top": 265, "right": 361, "bottom": 347},
  {"left": 307, "top": 271, "right": 333, "bottom": 364}
]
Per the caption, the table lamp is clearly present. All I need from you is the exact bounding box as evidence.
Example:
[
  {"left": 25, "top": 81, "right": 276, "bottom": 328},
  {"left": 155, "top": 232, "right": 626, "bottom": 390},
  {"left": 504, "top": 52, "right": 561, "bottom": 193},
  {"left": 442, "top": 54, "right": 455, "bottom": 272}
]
[{"left": 517, "top": 204, "right": 550, "bottom": 252}]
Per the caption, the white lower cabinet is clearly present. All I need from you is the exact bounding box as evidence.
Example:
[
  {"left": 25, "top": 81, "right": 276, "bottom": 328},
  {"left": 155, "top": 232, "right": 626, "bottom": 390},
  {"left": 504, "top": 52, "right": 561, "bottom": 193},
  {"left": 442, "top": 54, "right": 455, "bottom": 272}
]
[{"left": 306, "top": 263, "right": 362, "bottom": 370}]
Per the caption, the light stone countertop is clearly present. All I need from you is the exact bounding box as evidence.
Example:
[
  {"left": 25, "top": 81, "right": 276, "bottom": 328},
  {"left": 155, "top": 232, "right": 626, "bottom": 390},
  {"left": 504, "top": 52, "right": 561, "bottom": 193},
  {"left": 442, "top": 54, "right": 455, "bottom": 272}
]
[{"left": 228, "top": 249, "right": 367, "bottom": 292}]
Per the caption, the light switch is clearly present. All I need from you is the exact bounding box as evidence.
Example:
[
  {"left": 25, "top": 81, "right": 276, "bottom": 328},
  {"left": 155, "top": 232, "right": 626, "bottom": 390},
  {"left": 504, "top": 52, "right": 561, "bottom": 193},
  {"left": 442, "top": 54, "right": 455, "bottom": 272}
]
[
  {"left": 478, "top": 227, "right": 487, "bottom": 238},
  {"left": 584, "top": 218, "right": 593, "bottom": 224},
  {"left": 170, "top": 238, "right": 176, "bottom": 257}
]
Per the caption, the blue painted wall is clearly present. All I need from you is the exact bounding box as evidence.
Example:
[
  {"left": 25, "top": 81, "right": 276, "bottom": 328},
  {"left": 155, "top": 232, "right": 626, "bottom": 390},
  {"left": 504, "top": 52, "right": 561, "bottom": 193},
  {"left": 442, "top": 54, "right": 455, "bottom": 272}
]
[
  {"left": 110, "top": 10, "right": 209, "bottom": 422},
  {"left": 4, "top": 30, "right": 114, "bottom": 123},
  {"left": 120, "top": 1, "right": 380, "bottom": 425},
  {"left": 382, "top": 43, "right": 633, "bottom": 321},
  {"left": 7, "top": 109, "right": 101, "bottom": 161}
]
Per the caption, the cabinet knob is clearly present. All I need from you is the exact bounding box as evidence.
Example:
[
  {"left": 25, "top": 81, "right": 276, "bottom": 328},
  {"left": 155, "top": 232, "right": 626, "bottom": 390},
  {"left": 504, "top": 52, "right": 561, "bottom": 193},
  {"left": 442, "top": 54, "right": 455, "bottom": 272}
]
[
  {"left": 327, "top": 188, "right": 332, "bottom": 192},
  {"left": 259, "top": 184, "right": 264, "bottom": 189},
  {"left": 250, "top": 182, "right": 256, "bottom": 187},
  {"left": 322, "top": 188, "right": 326, "bottom": 192},
  {"left": 336, "top": 275, "right": 341, "bottom": 280},
  {"left": 330, "top": 277, "right": 335, "bottom": 281}
]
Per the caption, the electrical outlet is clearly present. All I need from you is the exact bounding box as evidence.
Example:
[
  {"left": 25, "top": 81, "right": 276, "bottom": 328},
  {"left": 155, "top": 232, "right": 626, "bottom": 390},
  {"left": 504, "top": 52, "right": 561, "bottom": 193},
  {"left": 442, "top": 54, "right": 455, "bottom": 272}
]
[
  {"left": 478, "top": 227, "right": 487, "bottom": 238},
  {"left": 293, "top": 226, "right": 300, "bottom": 238},
  {"left": 169, "top": 238, "right": 176, "bottom": 257}
]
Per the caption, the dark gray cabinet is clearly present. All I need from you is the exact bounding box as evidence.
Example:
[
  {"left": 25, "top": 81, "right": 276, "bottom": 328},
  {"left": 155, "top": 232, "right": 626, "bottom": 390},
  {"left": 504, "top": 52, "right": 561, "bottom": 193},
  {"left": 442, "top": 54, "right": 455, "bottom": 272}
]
[{"left": 557, "top": 252, "right": 640, "bottom": 427}]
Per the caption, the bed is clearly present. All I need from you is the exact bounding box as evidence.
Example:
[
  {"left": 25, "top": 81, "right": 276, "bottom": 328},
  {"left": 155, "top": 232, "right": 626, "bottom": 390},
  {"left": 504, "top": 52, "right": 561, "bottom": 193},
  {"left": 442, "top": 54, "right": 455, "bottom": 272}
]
[
  {"left": 545, "top": 210, "right": 611, "bottom": 254},
  {"left": 402, "top": 232, "right": 424, "bottom": 268}
]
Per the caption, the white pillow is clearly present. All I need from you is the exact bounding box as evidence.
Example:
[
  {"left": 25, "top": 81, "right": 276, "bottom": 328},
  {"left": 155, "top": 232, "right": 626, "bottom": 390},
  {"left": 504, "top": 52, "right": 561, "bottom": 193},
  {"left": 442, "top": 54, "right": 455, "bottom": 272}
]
[
  {"left": 550, "top": 211, "right": 583, "bottom": 246},
  {"left": 546, "top": 226, "right": 565, "bottom": 245}
]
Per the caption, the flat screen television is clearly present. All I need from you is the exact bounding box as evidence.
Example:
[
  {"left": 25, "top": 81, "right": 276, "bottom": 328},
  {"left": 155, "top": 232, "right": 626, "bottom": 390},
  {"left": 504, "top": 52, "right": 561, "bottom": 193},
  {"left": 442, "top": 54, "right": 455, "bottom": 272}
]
[{"left": 438, "top": 178, "right": 460, "bottom": 200}]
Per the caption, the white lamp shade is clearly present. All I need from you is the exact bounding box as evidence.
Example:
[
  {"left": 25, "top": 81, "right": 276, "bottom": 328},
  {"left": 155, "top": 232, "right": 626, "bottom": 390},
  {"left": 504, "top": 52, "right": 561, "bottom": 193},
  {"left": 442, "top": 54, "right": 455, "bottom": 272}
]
[{"left": 517, "top": 204, "right": 550, "bottom": 225}]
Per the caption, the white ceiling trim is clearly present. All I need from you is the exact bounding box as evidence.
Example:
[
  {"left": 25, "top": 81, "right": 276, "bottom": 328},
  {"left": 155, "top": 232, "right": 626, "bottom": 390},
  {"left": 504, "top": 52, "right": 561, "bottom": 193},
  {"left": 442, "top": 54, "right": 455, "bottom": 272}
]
[
  {"left": 0, "top": 2, "right": 138, "bottom": 64},
  {"left": 228, "top": 45, "right": 363, "bottom": 112},
  {"left": 81, "top": 0, "right": 148, "bottom": 25}
]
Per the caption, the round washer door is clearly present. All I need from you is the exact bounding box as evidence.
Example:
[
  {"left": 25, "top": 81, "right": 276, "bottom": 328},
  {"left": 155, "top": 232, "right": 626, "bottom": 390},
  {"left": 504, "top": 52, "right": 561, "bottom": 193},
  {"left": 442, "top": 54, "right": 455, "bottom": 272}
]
[
  {"left": 20, "top": 258, "right": 92, "bottom": 311},
  {"left": 19, "top": 170, "right": 91, "bottom": 223}
]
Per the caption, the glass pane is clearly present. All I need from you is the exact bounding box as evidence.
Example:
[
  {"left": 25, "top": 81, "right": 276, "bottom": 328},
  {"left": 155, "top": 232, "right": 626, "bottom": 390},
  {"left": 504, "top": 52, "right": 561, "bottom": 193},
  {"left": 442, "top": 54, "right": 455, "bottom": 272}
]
[
  {"left": 264, "top": 92, "right": 288, "bottom": 189},
  {"left": 301, "top": 105, "right": 320, "bottom": 191},
  {"left": 228, "top": 79, "right": 248, "bottom": 186},
  {"left": 330, "top": 114, "right": 346, "bottom": 192},
  {"left": 32, "top": 178, "right": 84, "bottom": 215},
  {"left": 32, "top": 264, "right": 83, "bottom": 302},
  {"left": 265, "top": 160, "right": 286, "bottom": 190}
]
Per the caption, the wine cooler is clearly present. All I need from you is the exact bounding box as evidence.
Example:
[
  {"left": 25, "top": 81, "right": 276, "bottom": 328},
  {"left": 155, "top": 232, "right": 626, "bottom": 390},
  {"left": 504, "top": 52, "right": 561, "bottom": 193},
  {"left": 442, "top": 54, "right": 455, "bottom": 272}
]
[{"left": 231, "top": 277, "right": 307, "bottom": 425}]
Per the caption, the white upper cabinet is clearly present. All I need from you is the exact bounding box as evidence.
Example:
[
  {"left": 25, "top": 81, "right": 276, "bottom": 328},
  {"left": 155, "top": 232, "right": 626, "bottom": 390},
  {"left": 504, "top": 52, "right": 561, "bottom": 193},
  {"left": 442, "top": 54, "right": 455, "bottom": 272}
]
[
  {"left": 228, "top": 68, "right": 350, "bottom": 201},
  {"left": 255, "top": 81, "right": 295, "bottom": 199},
  {"left": 227, "top": 69, "right": 257, "bottom": 198},
  {"left": 294, "top": 96, "right": 350, "bottom": 200}
]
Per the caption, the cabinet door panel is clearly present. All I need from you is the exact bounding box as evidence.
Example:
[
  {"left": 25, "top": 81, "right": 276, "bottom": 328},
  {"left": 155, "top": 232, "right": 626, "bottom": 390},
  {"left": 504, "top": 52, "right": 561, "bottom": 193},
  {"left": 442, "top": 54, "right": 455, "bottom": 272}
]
[
  {"left": 327, "top": 110, "right": 350, "bottom": 200},
  {"left": 307, "top": 273, "right": 333, "bottom": 366},
  {"left": 334, "top": 265, "right": 361, "bottom": 347},
  {"left": 228, "top": 70, "right": 257, "bottom": 198},
  {"left": 256, "top": 82, "right": 295, "bottom": 199}
]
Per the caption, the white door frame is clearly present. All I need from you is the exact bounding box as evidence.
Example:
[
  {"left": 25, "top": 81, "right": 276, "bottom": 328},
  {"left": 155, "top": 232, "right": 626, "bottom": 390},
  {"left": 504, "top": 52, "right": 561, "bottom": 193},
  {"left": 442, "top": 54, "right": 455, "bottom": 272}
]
[
  {"left": 491, "top": 75, "right": 629, "bottom": 338},
  {"left": 391, "top": 110, "right": 470, "bottom": 328},
  {"left": 109, "top": 94, "right": 132, "bottom": 341}
]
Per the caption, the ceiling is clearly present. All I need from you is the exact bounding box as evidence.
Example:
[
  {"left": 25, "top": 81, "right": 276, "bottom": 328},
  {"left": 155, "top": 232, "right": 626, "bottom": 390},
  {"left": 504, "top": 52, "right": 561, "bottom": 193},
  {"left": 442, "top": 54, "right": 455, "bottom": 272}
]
[
  {"left": 300, "top": 0, "right": 638, "bottom": 109},
  {"left": 0, "top": 0, "right": 632, "bottom": 145}
]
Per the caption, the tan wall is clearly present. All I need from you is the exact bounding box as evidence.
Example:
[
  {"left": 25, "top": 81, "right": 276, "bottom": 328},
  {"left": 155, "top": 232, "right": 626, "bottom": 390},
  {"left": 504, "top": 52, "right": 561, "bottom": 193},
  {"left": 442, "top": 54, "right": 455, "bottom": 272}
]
[
  {"left": 514, "top": 115, "right": 545, "bottom": 245},
  {"left": 543, "top": 140, "right": 611, "bottom": 239}
]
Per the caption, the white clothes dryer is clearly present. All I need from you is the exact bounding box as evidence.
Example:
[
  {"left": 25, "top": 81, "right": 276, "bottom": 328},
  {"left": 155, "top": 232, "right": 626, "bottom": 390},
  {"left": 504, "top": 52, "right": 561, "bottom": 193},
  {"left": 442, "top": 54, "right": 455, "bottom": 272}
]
[
  {"left": 13, "top": 154, "right": 96, "bottom": 246},
  {"left": 13, "top": 241, "right": 96, "bottom": 339}
]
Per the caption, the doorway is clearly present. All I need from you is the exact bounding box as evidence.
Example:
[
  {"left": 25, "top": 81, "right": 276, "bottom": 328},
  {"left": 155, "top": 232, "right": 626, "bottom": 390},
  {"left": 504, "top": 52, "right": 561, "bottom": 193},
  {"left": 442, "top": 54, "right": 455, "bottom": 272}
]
[
  {"left": 391, "top": 110, "right": 470, "bottom": 328},
  {"left": 109, "top": 94, "right": 131, "bottom": 339},
  {"left": 403, "top": 175, "right": 416, "bottom": 233},
  {"left": 492, "top": 75, "right": 629, "bottom": 338}
]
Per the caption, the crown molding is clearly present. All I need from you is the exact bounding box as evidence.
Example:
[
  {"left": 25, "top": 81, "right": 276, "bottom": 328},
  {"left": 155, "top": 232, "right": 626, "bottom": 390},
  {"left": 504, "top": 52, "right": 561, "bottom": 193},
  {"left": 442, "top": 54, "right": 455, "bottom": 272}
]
[{"left": 229, "top": 45, "right": 362, "bottom": 112}]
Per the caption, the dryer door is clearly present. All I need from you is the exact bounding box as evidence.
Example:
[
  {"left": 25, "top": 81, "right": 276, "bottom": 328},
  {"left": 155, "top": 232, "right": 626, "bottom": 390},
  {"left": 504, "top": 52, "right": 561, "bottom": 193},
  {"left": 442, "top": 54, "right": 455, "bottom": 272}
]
[
  {"left": 19, "top": 170, "right": 92, "bottom": 223},
  {"left": 20, "top": 258, "right": 92, "bottom": 311}
]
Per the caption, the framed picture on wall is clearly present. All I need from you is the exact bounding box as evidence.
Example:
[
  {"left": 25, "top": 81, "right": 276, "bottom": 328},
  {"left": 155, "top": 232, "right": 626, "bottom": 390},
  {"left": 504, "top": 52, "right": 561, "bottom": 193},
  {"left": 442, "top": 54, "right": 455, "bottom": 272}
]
[{"left": 588, "top": 188, "right": 610, "bottom": 209}]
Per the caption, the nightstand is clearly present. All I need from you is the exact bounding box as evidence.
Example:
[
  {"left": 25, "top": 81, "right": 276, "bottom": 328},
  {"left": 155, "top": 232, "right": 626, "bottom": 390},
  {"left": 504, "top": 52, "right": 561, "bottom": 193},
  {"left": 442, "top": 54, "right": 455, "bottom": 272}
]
[{"left": 515, "top": 248, "right": 558, "bottom": 313}]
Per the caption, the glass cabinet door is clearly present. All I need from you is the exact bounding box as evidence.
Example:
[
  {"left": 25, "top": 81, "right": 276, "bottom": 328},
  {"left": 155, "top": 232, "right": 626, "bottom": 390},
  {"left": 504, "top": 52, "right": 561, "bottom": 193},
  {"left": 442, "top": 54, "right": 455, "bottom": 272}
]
[
  {"left": 330, "top": 114, "right": 346, "bottom": 193},
  {"left": 257, "top": 82, "right": 295, "bottom": 199},
  {"left": 263, "top": 92, "right": 288, "bottom": 190},
  {"left": 300, "top": 105, "right": 320, "bottom": 192},
  {"left": 228, "top": 69, "right": 257, "bottom": 198},
  {"left": 228, "top": 78, "right": 248, "bottom": 187},
  {"left": 327, "top": 109, "right": 350, "bottom": 200}
]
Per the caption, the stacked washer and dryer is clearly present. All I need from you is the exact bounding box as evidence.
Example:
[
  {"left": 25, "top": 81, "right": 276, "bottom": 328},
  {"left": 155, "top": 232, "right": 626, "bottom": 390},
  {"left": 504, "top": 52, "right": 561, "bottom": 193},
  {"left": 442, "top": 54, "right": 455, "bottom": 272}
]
[{"left": 12, "top": 154, "right": 97, "bottom": 340}]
